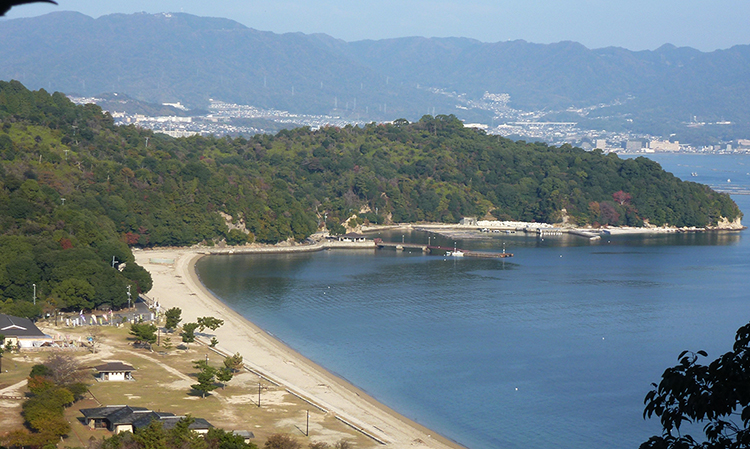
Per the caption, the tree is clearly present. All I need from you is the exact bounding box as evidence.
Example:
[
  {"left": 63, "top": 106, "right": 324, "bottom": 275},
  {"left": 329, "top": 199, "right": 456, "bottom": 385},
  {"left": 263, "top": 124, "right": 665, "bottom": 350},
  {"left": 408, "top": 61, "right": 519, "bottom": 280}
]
[
  {"left": 14, "top": 360, "right": 83, "bottom": 447},
  {"left": 167, "top": 416, "right": 207, "bottom": 449},
  {"left": 191, "top": 360, "right": 217, "bottom": 398},
  {"left": 613, "top": 190, "right": 632, "bottom": 206},
  {"left": 88, "top": 326, "right": 105, "bottom": 353},
  {"left": 311, "top": 441, "right": 352, "bottom": 449},
  {"left": 226, "top": 229, "right": 248, "bottom": 246},
  {"left": 209, "top": 337, "right": 219, "bottom": 348},
  {"left": 43, "top": 354, "right": 89, "bottom": 389},
  {"left": 181, "top": 322, "right": 199, "bottom": 345},
  {"left": 130, "top": 322, "right": 158, "bottom": 345},
  {"left": 133, "top": 420, "right": 168, "bottom": 449},
  {"left": 205, "top": 428, "right": 258, "bottom": 449},
  {"left": 641, "top": 321, "right": 750, "bottom": 448},
  {"left": 264, "top": 434, "right": 301, "bottom": 449},
  {"left": 89, "top": 423, "right": 259, "bottom": 449},
  {"left": 197, "top": 316, "right": 224, "bottom": 332},
  {"left": 52, "top": 278, "right": 96, "bottom": 310},
  {"left": 224, "top": 353, "right": 243, "bottom": 373},
  {"left": 216, "top": 366, "right": 233, "bottom": 390},
  {"left": 165, "top": 307, "right": 182, "bottom": 332}
]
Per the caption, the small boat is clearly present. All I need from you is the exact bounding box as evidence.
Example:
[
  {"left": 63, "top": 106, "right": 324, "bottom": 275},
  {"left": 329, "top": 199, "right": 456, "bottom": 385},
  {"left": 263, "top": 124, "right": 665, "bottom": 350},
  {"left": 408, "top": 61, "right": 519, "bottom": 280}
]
[{"left": 446, "top": 243, "right": 464, "bottom": 257}]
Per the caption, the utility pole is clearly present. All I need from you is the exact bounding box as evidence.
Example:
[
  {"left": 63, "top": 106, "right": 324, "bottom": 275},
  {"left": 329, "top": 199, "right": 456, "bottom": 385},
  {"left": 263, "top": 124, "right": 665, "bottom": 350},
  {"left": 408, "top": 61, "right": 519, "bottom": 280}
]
[
  {"left": 258, "top": 379, "right": 262, "bottom": 408},
  {"left": 32, "top": 283, "right": 36, "bottom": 305},
  {"left": 127, "top": 285, "right": 132, "bottom": 309}
]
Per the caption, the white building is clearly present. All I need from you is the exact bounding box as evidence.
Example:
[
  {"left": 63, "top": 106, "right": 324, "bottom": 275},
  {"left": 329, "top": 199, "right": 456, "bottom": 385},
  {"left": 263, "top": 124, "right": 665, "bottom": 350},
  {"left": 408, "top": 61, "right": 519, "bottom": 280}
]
[
  {"left": 95, "top": 362, "right": 136, "bottom": 381},
  {"left": 649, "top": 140, "right": 680, "bottom": 152}
]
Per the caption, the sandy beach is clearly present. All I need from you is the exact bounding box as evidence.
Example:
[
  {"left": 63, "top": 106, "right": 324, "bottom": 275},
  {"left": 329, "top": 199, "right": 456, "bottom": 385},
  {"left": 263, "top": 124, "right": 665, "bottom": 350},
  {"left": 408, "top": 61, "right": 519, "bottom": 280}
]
[{"left": 134, "top": 247, "right": 465, "bottom": 449}]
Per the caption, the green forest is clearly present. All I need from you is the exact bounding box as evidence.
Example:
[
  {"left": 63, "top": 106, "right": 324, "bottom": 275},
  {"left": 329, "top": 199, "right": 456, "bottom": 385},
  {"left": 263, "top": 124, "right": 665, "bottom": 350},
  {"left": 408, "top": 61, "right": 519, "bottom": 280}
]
[{"left": 0, "top": 80, "right": 742, "bottom": 317}]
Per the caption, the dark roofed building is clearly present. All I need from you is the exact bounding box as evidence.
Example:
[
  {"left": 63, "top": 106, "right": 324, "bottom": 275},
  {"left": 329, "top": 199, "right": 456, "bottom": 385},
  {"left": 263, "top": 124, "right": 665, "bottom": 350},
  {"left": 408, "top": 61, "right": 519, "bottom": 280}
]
[
  {"left": 135, "top": 414, "right": 213, "bottom": 434},
  {"left": 231, "top": 430, "right": 255, "bottom": 443},
  {"left": 95, "top": 362, "right": 136, "bottom": 381},
  {"left": 80, "top": 405, "right": 150, "bottom": 432},
  {"left": 80, "top": 406, "right": 213, "bottom": 434},
  {"left": 131, "top": 411, "right": 177, "bottom": 430},
  {"left": 0, "top": 313, "right": 52, "bottom": 348}
]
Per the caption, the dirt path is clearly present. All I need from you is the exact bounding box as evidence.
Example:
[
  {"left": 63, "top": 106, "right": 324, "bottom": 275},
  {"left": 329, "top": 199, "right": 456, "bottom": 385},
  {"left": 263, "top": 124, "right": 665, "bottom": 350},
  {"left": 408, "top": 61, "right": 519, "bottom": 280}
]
[{"left": 0, "top": 379, "right": 27, "bottom": 396}]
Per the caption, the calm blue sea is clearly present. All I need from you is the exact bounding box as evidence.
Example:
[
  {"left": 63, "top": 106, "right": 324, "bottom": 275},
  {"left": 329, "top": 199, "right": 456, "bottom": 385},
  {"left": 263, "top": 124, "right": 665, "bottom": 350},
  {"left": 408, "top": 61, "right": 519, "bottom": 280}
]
[{"left": 196, "top": 153, "right": 750, "bottom": 449}]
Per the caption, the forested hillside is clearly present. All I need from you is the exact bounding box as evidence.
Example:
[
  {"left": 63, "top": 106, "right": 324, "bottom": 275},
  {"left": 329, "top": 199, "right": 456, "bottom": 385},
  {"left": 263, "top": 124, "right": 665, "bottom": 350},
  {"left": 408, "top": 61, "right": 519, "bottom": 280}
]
[{"left": 0, "top": 81, "right": 741, "bottom": 316}]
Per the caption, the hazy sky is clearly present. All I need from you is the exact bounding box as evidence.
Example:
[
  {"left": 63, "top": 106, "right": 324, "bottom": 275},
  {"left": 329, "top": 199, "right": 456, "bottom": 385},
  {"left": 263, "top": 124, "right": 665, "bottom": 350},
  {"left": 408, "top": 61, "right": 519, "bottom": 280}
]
[{"left": 4, "top": 0, "right": 750, "bottom": 51}]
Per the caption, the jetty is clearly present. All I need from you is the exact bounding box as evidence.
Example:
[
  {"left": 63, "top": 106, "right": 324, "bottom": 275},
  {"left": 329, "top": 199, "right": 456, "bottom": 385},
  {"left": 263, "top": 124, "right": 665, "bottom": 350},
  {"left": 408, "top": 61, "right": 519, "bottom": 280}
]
[{"left": 374, "top": 239, "right": 513, "bottom": 258}]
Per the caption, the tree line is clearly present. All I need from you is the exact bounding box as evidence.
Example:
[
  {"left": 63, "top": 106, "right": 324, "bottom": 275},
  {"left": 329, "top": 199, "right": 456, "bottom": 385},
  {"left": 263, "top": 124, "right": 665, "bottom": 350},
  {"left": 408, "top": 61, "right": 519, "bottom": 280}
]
[{"left": 0, "top": 80, "right": 742, "bottom": 316}]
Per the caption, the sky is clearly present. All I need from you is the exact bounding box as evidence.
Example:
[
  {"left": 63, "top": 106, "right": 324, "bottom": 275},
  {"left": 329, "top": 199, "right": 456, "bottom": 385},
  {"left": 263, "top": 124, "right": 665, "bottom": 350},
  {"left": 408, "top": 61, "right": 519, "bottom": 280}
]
[{"left": 4, "top": 0, "right": 750, "bottom": 51}]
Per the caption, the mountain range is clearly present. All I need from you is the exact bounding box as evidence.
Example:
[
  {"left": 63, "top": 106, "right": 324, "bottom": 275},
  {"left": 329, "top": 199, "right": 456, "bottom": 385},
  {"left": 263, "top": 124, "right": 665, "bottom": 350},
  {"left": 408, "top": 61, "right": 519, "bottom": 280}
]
[{"left": 1, "top": 11, "right": 749, "bottom": 143}]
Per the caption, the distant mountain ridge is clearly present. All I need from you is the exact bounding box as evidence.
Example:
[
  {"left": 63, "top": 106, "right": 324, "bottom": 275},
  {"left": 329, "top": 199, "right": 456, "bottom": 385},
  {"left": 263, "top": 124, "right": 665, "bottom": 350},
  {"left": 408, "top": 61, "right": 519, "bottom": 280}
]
[{"left": 1, "top": 11, "right": 750, "bottom": 141}]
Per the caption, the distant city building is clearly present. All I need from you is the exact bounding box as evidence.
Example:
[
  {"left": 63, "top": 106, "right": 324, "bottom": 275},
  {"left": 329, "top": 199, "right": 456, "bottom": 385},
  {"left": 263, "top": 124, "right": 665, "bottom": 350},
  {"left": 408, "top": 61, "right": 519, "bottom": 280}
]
[
  {"left": 158, "top": 130, "right": 200, "bottom": 138},
  {"left": 162, "top": 102, "right": 188, "bottom": 111},
  {"left": 625, "top": 140, "right": 644, "bottom": 151},
  {"left": 594, "top": 139, "right": 608, "bottom": 150},
  {"left": 649, "top": 140, "right": 680, "bottom": 152}
]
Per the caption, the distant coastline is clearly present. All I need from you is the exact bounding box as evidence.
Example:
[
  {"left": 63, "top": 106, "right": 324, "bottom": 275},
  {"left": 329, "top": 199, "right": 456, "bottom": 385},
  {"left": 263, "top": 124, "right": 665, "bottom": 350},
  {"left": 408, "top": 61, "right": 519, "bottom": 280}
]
[{"left": 192, "top": 219, "right": 745, "bottom": 257}]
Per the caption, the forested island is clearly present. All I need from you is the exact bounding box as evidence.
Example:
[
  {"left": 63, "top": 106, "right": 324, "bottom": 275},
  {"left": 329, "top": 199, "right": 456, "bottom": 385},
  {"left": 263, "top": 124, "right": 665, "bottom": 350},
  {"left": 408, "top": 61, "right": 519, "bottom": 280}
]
[{"left": 0, "top": 80, "right": 742, "bottom": 317}]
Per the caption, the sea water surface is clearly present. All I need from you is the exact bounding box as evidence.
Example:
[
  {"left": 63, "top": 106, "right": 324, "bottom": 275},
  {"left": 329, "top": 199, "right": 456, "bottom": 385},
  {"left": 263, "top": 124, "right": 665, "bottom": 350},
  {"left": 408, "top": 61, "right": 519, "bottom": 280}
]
[{"left": 196, "top": 153, "right": 750, "bottom": 449}]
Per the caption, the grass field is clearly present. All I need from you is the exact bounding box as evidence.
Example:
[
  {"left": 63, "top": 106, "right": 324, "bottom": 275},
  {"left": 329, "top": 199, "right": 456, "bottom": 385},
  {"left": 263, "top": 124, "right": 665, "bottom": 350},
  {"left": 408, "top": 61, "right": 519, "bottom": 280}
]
[{"left": 0, "top": 322, "right": 371, "bottom": 448}]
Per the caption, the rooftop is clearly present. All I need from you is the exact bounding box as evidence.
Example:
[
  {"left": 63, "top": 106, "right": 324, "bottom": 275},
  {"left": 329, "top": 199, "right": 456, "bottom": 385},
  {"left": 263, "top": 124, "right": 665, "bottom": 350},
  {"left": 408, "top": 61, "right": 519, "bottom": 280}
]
[
  {"left": 0, "top": 314, "right": 47, "bottom": 338},
  {"left": 94, "top": 362, "right": 137, "bottom": 372}
]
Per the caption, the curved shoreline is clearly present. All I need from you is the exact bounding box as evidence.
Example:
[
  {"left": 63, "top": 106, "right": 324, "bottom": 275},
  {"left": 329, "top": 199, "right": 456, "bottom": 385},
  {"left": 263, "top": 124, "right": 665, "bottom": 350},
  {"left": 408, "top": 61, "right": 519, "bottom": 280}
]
[{"left": 134, "top": 247, "right": 465, "bottom": 449}]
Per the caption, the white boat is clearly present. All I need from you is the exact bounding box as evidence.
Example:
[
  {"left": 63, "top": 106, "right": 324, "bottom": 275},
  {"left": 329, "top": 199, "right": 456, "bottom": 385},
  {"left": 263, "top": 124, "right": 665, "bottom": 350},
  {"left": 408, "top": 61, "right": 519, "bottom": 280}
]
[{"left": 447, "top": 243, "right": 465, "bottom": 257}]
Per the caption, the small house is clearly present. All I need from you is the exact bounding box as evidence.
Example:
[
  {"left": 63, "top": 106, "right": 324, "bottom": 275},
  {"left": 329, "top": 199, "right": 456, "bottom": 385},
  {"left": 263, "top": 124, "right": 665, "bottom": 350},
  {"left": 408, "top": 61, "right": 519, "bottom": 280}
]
[
  {"left": 0, "top": 313, "right": 52, "bottom": 348},
  {"left": 338, "top": 232, "right": 367, "bottom": 242},
  {"left": 231, "top": 431, "right": 255, "bottom": 443},
  {"left": 95, "top": 362, "right": 136, "bottom": 381}
]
